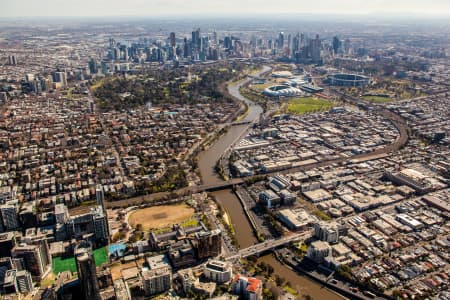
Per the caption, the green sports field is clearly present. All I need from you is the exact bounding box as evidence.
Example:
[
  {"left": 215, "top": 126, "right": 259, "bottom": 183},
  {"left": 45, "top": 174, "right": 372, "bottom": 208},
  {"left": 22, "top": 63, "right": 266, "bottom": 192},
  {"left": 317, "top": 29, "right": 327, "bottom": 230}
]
[
  {"left": 52, "top": 246, "right": 108, "bottom": 274},
  {"left": 287, "top": 97, "right": 333, "bottom": 114}
]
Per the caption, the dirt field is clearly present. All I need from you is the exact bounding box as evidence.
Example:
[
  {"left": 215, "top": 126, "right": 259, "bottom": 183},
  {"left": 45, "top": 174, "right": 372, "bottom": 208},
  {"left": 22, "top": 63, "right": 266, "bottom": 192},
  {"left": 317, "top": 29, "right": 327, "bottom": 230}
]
[{"left": 127, "top": 204, "right": 195, "bottom": 230}]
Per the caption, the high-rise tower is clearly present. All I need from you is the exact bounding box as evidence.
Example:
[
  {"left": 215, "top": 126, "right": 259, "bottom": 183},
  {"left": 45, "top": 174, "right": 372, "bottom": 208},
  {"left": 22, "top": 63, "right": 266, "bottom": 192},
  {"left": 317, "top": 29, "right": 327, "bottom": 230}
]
[{"left": 75, "top": 241, "right": 101, "bottom": 300}]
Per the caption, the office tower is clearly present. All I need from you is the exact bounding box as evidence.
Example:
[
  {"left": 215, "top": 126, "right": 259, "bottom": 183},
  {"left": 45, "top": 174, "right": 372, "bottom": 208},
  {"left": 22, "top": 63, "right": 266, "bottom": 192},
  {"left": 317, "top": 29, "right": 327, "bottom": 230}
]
[
  {"left": 89, "top": 58, "right": 98, "bottom": 74},
  {"left": 113, "top": 47, "right": 120, "bottom": 60},
  {"left": 333, "top": 36, "right": 342, "bottom": 55},
  {"left": 123, "top": 47, "right": 128, "bottom": 61},
  {"left": 53, "top": 71, "right": 67, "bottom": 87},
  {"left": 292, "top": 33, "right": 300, "bottom": 59},
  {"left": 344, "top": 38, "right": 351, "bottom": 54},
  {"left": 101, "top": 60, "right": 108, "bottom": 74},
  {"left": 75, "top": 241, "right": 101, "bottom": 300},
  {"left": 213, "top": 31, "right": 218, "bottom": 45},
  {"left": 193, "top": 229, "right": 221, "bottom": 259},
  {"left": 169, "top": 32, "right": 176, "bottom": 47},
  {"left": 287, "top": 33, "right": 292, "bottom": 51},
  {"left": 96, "top": 185, "right": 105, "bottom": 209},
  {"left": 192, "top": 28, "right": 200, "bottom": 49},
  {"left": 224, "top": 36, "right": 232, "bottom": 50},
  {"left": 109, "top": 37, "right": 116, "bottom": 49},
  {"left": 8, "top": 55, "right": 17, "bottom": 65},
  {"left": 1, "top": 204, "right": 19, "bottom": 230},
  {"left": 278, "top": 32, "right": 284, "bottom": 49},
  {"left": 183, "top": 38, "right": 190, "bottom": 58},
  {"left": 310, "top": 34, "right": 322, "bottom": 64},
  {"left": 12, "top": 240, "right": 51, "bottom": 281},
  {"left": 93, "top": 209, "right": 109, "bottom": 242},
  {"left": 0, "top": 232, "right": 16, "bottom": 257}
]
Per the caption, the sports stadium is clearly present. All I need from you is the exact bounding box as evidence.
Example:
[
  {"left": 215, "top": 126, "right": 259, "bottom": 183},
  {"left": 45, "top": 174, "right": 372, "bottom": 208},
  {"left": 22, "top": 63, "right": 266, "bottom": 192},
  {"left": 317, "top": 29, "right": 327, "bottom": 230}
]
[
  {"left": 326, "top": 73, "right": 370, "bottom": 87},
  {"left": 263, "top": 85, "right": 304, "bottom": 97}
]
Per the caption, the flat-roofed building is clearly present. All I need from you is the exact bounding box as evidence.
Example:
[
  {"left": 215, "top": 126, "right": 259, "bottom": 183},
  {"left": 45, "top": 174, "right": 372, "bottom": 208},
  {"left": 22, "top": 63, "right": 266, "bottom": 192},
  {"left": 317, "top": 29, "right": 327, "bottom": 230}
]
[
  {"left": 396, "top": 213, "right": 423, "bottom": 230},
  {"left": 303, "top": 189, "right": 332, "bottom": 203},
  {"left": 278, "top": 209, "right": 313, "bottom": 231},
  {"left": 306, "top": 240, "right": 332, "bottom": 263},
  {"left": 204, "top": 260, "right": 233, "bottom": 284},
  {"left": 142, "top": 267, "right": 172, "bottom": 296},
  {"left": 314, "top": 222, "right": 339, "bottom": 244},
  {"left": 258, "top": 190, "right": 281, "bottom": 208}
]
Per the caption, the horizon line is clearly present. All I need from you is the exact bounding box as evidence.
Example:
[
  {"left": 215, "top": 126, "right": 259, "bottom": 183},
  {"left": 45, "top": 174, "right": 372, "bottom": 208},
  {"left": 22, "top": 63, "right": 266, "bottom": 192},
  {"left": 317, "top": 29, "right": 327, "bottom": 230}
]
[{"left": 1, "top": 11, "right": 450, "bottom": 20}]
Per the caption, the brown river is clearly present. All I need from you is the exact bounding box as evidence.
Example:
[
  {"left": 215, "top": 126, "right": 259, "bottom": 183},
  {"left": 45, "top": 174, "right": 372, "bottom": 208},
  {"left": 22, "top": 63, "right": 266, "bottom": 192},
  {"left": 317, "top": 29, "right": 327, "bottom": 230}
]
[
  {"left": 198, "top": 68, "right": 343, "bottom": 299},
  {"left": 211, "top": 189, "right": 343, "bottom": 300}
]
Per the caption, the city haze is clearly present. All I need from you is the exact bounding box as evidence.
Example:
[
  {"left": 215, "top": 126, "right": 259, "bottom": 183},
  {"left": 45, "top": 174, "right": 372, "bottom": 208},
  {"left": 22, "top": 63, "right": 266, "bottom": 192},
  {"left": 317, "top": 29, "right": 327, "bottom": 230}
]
[{"left": 2, "top": 0, "right": 450, "bottom": 18}]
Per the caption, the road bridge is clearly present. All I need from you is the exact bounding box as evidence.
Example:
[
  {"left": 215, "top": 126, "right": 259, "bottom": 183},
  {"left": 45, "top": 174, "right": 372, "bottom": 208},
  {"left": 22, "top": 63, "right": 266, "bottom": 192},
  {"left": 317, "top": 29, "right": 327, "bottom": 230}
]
[{"left": 225, "top": 231, "right": 313, "bottom": 261}]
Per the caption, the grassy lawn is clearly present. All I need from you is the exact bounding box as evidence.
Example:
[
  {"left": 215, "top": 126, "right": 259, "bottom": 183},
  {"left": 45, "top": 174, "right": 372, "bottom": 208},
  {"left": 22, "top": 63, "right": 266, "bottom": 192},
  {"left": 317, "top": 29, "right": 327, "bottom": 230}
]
[
  {"left": 180, "top": 218, "right": 199, "bottom": 228},
  {"left": 362, "top": 95, "right": 392, "bottom": 103},
  {"left": 52, "top": 246, "right": 108, "bottom": 274},
  {"left": 287, "top": 97, "right": 333, "bottom": 114}
]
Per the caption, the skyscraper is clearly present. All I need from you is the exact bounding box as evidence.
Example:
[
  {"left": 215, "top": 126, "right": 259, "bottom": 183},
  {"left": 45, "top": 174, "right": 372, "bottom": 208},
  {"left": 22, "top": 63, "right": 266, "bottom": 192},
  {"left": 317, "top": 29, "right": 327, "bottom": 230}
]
[
  {"left": 53, "top": 71, "right": 67, "bottom": 87},
  {"left": 75, "top": 241, "right": 101, "bottom": 300},
  {"left": 332, "top": 36, "right": 342, "bottom": 55},
  {"left": 96, "top": 185, "right": 105, "bottom": 209},
  {"left": 8, "top": 55, "right": 17, "bottom": 66},
  {"left": 169, "top": 32, "right": 176, "bottom": 47},
  {"left": 278, "top": 32, "right": 284, "bottom": 49},
  {"left": 88, "top": 58, "right": 98, "bottom": 75},
  {"left": 192, "top": 28, "right": 200, "bottom": 50},
  {"left": 310, "top": 34, "right": 322, "bottom": 64}
]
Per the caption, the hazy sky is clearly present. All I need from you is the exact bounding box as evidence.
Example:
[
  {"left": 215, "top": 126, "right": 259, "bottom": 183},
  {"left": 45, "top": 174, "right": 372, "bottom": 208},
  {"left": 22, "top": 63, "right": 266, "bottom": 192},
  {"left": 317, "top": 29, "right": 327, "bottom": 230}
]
[{"left": 2, "top": 0, "right": 450, "bottom": 18}]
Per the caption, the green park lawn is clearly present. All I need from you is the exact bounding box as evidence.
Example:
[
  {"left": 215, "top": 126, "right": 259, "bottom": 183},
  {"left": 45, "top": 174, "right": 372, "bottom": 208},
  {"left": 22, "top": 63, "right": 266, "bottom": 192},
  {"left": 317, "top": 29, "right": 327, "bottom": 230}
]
[
  {"left": 52, "top": 246, "right": 108, "bottom": 274},
  {"left": 287, "top": 97, "right": 334, "bottom": 114}
]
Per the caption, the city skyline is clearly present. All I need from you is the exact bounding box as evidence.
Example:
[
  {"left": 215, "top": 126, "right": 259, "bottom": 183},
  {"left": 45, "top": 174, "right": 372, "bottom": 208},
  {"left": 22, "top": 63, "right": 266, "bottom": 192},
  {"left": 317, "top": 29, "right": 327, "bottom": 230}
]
[
  {"left": 2, "top": 0, "right": 450, "bottom": 18},
  {"left": 0, "top": 1, "right": 449, "bottom": 299}
]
